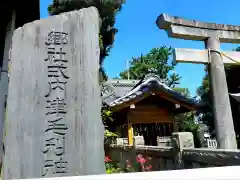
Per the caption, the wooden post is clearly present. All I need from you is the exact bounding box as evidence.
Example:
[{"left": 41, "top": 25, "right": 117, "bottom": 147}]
[
  {"left": 156, "top": 13, "right": 240, "bottom": 149},
  {"left": 127, "top": 119, "right": 134, "bottom": 146}
]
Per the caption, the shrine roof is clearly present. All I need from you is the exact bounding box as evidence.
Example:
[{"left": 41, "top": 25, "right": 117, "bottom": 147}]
[
  {"left": 101, "top": 79, "right": 139, "bottom": 105},
  {"left": 101, "top": 74, "right": 204, "bottom": 112}
]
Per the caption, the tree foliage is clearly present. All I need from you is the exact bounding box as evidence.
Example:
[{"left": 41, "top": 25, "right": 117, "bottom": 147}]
[
  {"left": 177, "top": 111, "right": 200, "bottom": 147},
  {"left": 196, "top": 66, "right": 214, "bottom": 132},
  {"left": 48, "top": 0, "right": 125, "bottom": 81},
  {"left": 173, "top": 88, "right": 201, "bottom": 147},
  {"left": 101, "top": 104, "right": 114, "bottom": 128},
  {"left": 119, "top": 46, "right": 181, "bottom": 88},
  {"left": 101, "top": 104, "right": 119, "bottom": 143}
]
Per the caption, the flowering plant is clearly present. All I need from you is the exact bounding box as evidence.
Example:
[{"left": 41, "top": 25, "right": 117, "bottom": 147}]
[
  {"left": 104, "top": 156, "right": 121, "bottom": 174},
  {"left": 136, "top": 154, "right": 153, "bottom": 171},
  {"left": 104, "top": 154, "right": 153, "bottom": 174},
  {"left": 125, "top": 154, "right": 153, "bottom": 172}
]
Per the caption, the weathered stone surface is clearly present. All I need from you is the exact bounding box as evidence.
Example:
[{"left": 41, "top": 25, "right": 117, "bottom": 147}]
[
  {"left": 169, "top": 25, "right": 240, "bottom": 43},
  {"left": 134, "top": 135, "right": 144, "bottom": 146},
  {"left": 157, "top": 136, "right": 172, "bottom": 147},
  {"left": 182, "top": 148, "right": 240, "bottom": 166},
  {"left": 192, "top": 163, "right": 201, "bottom": 168},
  {"left": 116, "top": 136, "right": 145, "bottom": 146},
  {"left": 206, "top": 37, "right": 237, "bottom": 149},
  {"left": 108, "top": 142, "right": 240, "bottom": 171},
  {"left": 157, "top": 13, "right": 238, "bottom": 149},
  {"left": 173, "top": 48, "right": 240, "bottom": 65},
  {"left": 172, "top": 132, "right": 194, "bottom": 170},
  {"left": 157, "top": 13, "right": 240, "bottom": 43},
  {"left": 157, "top": 13, "right": 240, "bottom": 31},
  {"left": 109, "top": 144, "right": 174, "bottom": 158},
  {"left": 172, "top": 132, "right": 194, "bottom": 149},
  {"left": 3, "top": 7, "right": 105, "bottom": 179}
]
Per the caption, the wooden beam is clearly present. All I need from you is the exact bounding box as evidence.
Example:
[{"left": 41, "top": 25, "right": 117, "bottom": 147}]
[{"left": 173, "top": 48, "right": 240, "bottom": 65}]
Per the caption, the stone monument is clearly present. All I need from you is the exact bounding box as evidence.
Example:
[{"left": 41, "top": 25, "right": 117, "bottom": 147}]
[
  {"left": 3, "top": 7, "right": 105, "bottom": 179},
  {"left": 157, "top": 14, "right": 240, "bottom": 149}
]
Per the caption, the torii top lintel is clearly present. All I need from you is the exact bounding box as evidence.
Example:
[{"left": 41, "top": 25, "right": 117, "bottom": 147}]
[{"left": 156, "top": 13, "right": 240, "bottom": 44}]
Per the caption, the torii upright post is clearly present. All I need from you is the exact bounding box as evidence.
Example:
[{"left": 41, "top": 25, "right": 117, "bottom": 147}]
[{"left": 156, "top": 14, "right": 240, "bottom": 149}]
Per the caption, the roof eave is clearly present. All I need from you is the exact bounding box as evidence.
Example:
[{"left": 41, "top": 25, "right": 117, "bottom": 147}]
[
  {"left": 109, "top": 91, "right": 151, "bottom": 112},
  {"left": 109, "top": 80, "right": 206, "bottom": 112}
]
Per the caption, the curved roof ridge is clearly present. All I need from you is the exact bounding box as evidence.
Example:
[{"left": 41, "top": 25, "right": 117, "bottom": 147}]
[{"left": 109, "top": 76, "right": 176, "bottom": 107}]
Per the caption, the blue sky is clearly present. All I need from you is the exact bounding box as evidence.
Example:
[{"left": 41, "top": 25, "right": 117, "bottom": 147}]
[{"left": 40, "top": 0, "right": 240, "bottom": 96}]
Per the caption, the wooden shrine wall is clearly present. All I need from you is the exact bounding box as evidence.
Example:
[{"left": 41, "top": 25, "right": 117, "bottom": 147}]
[{"left": 128, "top": 104, "right": 174, "bottom": 124}]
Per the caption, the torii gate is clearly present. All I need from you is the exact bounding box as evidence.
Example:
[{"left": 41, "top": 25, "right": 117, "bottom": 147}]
[{"left": 156, "top": 14, "right": 240, "bottom": 149}]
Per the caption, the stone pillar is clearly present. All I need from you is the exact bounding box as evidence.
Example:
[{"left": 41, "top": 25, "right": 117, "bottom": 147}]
[
  {"left": 172, "top": 132, "right": 194, "bottom": 170},
  {"left": 205, "top": 37, "right": 237, "bottom": 149}
]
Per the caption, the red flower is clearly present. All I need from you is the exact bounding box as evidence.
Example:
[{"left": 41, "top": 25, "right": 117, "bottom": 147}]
[
  {"left": 136, "top": 154, "right": 147, "bottom": 164},
  {"left": 104, "top": 156, "right": 112, "bottom": 162}
]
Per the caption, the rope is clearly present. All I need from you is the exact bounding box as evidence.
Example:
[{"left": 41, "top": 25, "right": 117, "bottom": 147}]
[
  {"left": 207, "top": 49, "right": 211, "bottom": 64},
  {"left": 207, "top": 48, "right": 240, "bottom": 64}
]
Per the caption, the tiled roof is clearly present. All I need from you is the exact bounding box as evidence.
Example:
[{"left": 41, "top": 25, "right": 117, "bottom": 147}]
[
  {"left": 101, "top": 79, "right": 139, "bottom": 105},
  {"left": 101, "top": 74, "right": 203, "bottom": 111},
  {"left": 108, "top": 80, "right": 139, "bottom": 97}
]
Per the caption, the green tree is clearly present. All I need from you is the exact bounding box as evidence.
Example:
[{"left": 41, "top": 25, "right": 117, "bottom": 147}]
[
  {"left": 119, "top": 46, "right": 181, "bottom": 88},
  {"left": 101, "top": 104, "right": 119, "bottom": 145},
  {"left": 173, "top": 88, "right": 201, "bottom": 147},
  {"left": 177, "top": 111, "right": 200, "bottom": 147},
  {"left": 48, "top": 0, "right": 125, "bottom": 81},
  {"left": 196, "top": 66, "right": 214, "bottom": 132}
]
